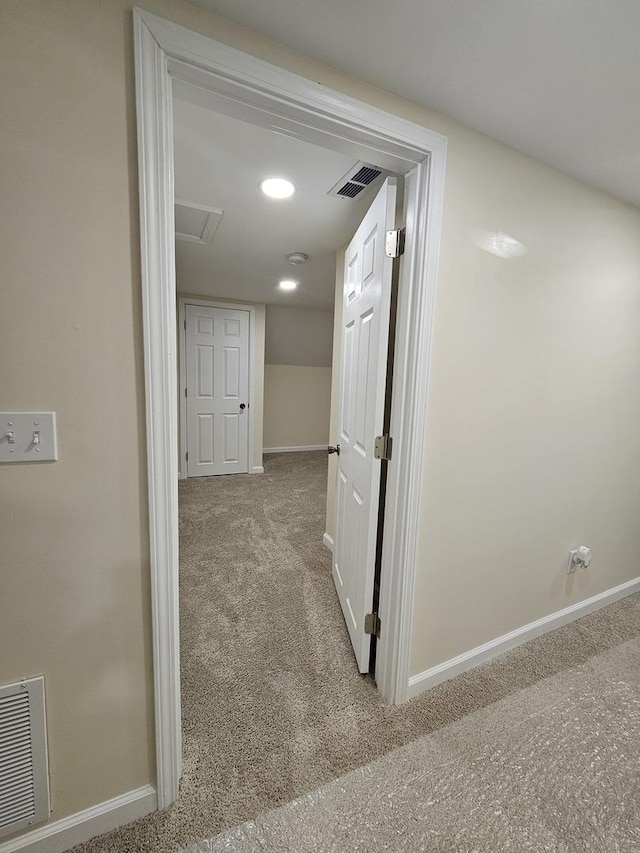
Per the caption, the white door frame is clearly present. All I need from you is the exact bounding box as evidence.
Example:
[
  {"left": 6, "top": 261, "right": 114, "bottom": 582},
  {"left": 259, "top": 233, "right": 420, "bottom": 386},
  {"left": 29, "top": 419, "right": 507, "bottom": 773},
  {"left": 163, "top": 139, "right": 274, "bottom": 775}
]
[
  {"left": 178, "top": 297, "right": 257, "bottom": 480},
  {"left": 133, "top": 8, "right": 447, "bottom": 810}
]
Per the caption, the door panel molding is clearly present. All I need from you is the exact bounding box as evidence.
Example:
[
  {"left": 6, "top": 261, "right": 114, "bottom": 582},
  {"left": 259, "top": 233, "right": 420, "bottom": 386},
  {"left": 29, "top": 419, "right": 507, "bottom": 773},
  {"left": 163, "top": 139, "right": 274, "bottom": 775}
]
[{"left": 134, "top": 8, "right": 447, "bottom": 810}]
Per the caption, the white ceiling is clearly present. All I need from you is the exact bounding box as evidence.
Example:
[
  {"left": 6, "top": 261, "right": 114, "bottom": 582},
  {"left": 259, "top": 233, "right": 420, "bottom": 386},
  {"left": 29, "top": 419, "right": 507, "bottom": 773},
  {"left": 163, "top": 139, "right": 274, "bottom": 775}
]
[
  {"left": 173, "top": 96, "right": 380, "bottom": 309},
  {"left": 191, "top": 0, "right": 640, "bottom": 209}
]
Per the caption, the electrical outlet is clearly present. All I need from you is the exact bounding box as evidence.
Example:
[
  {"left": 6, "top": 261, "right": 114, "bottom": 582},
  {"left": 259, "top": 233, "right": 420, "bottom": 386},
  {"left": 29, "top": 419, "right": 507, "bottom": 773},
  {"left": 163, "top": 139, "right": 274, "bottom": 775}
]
[{"left": 568, "top": 546, "right": 592, "bottom": 574}]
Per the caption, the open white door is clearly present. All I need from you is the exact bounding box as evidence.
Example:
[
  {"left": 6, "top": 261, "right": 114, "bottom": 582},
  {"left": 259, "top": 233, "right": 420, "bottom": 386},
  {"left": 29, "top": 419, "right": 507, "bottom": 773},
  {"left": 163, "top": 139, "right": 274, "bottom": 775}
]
[
  {"left": 332, "top": 177, "right": 398, "bottom": 673},
  {"left": 185, "top": 303, "right": 250, "bottom": 476}
]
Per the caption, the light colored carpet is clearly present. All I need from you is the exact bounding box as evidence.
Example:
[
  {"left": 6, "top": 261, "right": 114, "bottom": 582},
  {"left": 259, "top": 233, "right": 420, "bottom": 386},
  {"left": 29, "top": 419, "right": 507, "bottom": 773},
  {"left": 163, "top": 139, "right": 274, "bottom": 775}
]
[
  {"left": 187, "top": 635, "right": 640, "bottom": 852},
  {"left": 73, "top": 451, "right": 640, "bottom": 853}
]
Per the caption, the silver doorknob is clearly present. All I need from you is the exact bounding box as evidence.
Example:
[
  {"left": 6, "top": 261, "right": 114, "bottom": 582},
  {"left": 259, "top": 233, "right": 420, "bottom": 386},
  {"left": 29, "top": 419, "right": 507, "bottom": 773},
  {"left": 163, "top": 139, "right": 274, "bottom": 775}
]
[{"left": 327, "top": 444, "right": 340, "bottom": 456}]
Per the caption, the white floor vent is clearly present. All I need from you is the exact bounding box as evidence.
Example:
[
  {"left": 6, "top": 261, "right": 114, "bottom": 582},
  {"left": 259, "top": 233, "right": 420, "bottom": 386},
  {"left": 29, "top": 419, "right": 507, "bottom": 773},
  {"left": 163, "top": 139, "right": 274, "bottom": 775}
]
[{"left": 0, "top": 677, "right": 50, "bottom": 839}]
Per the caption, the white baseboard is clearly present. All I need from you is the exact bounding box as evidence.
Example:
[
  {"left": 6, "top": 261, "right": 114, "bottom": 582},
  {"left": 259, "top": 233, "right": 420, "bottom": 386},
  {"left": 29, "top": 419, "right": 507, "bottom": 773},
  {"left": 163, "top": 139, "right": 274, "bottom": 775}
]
[
  {"left": 322, "top": 532, "right": 334, "bottom": 552},
  {"left": 0, "top": 785, "right": 156, "bottom": 853},
  {"left": 407, "top": 576, "right": 640, "bottom": 701},
  {"left": 251, "top": 465, "right": 264, "bottom": 474},
  {"left": 263, "top": 445, "right": 327, "bottom": 454}
]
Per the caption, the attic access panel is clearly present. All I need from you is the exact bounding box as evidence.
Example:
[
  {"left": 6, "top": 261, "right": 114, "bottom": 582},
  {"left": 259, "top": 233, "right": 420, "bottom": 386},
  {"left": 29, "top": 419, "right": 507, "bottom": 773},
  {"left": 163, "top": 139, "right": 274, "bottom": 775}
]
[{"left": 175, "top": 200, "right": 223, "bottom": 244}]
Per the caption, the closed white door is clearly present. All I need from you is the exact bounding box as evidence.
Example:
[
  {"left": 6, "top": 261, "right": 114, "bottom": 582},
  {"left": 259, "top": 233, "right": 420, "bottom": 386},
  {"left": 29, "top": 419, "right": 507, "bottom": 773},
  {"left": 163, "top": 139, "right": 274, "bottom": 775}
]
[
  {"left": 185, "top": 304, "right": 250, "bottom": 477},
  {"left": 333, "top": 178, "right": 398, "bottom": 673}
]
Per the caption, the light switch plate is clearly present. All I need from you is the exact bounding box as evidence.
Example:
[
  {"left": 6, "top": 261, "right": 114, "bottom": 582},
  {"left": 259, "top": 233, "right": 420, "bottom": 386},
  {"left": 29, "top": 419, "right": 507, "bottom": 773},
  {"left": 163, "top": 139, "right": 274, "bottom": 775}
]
[{"left": 0, "top": 412, "right": 58, "bottom": 463}]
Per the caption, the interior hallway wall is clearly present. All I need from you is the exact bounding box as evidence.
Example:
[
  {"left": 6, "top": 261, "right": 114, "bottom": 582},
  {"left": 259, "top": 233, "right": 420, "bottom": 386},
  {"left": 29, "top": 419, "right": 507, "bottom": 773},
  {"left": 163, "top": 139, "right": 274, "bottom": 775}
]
[
  {"left": 3, "top": 0, "right": 640, "bottom": 839},
  {"left": 264, "top": 306, "right": 333, "bottom": 450},
  {"left": 263, "top": 365, "right": 331, "bottom": 450}
]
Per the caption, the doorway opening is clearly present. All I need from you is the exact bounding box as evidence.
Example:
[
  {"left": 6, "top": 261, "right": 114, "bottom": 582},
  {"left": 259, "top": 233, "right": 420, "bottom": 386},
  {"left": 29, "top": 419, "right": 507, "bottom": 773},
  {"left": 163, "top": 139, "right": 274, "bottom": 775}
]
[
  {"left": 172, "top": 93, "right": 406, "bottom": 818},
  {"left": 134, "top": 9, "right": 447, "bottom": 810}
]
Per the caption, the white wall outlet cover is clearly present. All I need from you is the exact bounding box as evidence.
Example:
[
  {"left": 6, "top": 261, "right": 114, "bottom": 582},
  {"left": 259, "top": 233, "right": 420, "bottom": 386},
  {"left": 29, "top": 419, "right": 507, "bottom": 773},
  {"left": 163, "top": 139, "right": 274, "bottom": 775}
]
[
  {"left": 567, "top": 549, "right": 579, "bottom": 574},
  {"left": 0, "top": 412, "right": 58, "bottom": 463}
]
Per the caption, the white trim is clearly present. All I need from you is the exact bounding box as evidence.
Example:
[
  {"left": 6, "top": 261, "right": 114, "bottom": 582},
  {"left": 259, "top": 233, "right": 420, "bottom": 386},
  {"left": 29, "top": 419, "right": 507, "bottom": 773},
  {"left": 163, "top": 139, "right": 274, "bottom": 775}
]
[
  {"left": 178, "top": 296, "right": 256, "bottom": 479},
  {"left": 375, "top": 158, "right": 445, "bottom": 703},
  {"left": 322, "top": 532, "right": 334, "bottom": 552},
  {"left": 263, "top": 445, "right": 327, "bottom": 453},
  {"left": 133, "top": 12, "right": 181, "bottom": 810},
  {"left": 0, "top": 786, "right": 156, "bottom": 853},
  {"left": 134, "top": 7, "right": 447, "bottom": 808},
  {"left": 251, "top": 465, "right": 264, "bottom": 474},
  {"left": 406, "top": 577, "right": 640, "bottom": 701}
]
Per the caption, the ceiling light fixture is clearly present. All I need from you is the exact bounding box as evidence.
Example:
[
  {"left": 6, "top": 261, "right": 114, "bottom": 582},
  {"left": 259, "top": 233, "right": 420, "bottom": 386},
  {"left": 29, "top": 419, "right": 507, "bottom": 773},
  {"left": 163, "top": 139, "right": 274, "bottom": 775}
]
[
  {"left": 278, "top": 279, "right": 298, "bottom": 291},
  {"left": 287, "top": 252, "right": 309, "bottom": 265},
  {"left": 259, "top": 177, "right": 295, "bottom": 199}
]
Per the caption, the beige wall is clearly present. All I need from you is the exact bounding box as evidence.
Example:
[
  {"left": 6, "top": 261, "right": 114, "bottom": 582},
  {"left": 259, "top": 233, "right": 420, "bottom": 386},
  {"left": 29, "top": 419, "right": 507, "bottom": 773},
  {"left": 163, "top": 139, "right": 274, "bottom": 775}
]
[
  {"left": 3, "top": 0, "right": 640, "bottom": 837},
  {"left": 263, "top": 365, "right": 331, "bottom": 450},
  {"left": 264, "top": 305, "right": 333, "bottom": 451},
  {"left": 409, "top": 135, "right": 640, "bottom": 674},
  {"left": 177, "top": 293, "right": 265, "bottom": 471},
  {"left": 0, "top": 0, "right": 158, "bottom": 831},
  {"left": 265, "top": 306, "right": 334, "bottom": 367}
]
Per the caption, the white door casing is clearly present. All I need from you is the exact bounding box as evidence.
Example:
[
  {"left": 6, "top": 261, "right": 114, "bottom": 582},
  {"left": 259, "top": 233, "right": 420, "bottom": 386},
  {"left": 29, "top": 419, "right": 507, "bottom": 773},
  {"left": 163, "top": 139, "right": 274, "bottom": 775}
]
[
  {"left": 333, "top": 178, "right": 398, "bottom": 673},
  {"left": 185, "top": 304, "right": 250, "bottom": 476},
  {"left": 135, "top": 8, "right": 447, "bottom": 810}
]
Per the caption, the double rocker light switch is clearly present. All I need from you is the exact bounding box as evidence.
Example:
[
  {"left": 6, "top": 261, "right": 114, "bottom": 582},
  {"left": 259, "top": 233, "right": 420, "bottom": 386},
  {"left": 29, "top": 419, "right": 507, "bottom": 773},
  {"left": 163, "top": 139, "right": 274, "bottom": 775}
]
[{"left": 0, "top": 412, "right": 58, "bottom": 463}]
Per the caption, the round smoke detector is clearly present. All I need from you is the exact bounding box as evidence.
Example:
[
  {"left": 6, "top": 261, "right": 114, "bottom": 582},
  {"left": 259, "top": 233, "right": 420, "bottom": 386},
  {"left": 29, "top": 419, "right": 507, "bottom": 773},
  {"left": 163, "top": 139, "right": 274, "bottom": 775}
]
[{"left": 287, "top": 252, "right": 309, "bottom": 265}]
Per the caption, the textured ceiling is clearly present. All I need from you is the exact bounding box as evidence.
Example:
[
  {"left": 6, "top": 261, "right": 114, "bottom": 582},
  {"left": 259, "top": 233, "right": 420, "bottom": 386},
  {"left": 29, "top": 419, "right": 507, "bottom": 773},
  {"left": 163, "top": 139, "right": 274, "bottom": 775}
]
[{"left": 191, "top": 0, "right": 640, "bottom": 209}]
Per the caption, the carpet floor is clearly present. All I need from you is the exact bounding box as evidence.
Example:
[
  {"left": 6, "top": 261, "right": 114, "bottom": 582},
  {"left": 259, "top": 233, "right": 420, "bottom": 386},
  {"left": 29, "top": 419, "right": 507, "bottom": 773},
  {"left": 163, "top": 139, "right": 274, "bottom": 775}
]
[
  {"left": 188, "top": 635, "right": 640, "bottom": 852},
  {"left": 73, "top": 451, "right": 640, "bottom": 853}
]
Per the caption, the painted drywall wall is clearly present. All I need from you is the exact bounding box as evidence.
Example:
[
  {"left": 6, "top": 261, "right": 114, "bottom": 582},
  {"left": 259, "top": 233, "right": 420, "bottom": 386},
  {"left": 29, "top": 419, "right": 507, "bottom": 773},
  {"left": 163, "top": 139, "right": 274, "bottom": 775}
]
[
  {"left": 264, "top": 305, "right": 333, "bottom": 449},
  {"left": 177, "top": 294, "right": 265, "bottom": 471},
  {"left": 0, "top": 0, "right": 156, "bottom": 830},
  {"left": 3, "top": 0, "right": 640, "bottom": 838},
  {"left": 265, "top": 306, "right": 333, "bottom": 367},
  {"left": 409, "top": 138, "right": 640, "bottom": 674},
  {"left": 263, "top": 365, "right": 331, "bottom": 449}
]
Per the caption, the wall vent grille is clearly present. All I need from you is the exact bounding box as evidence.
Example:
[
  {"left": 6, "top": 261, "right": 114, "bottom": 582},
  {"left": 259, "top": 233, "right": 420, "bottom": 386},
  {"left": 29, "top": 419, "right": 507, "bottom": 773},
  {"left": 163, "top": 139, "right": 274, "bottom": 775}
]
[
  {"left": 328, "top": 161, "right": 387, "bottom": 200},
  {"left": 0, "top": 677, "right": 49, "bottom": 839}
]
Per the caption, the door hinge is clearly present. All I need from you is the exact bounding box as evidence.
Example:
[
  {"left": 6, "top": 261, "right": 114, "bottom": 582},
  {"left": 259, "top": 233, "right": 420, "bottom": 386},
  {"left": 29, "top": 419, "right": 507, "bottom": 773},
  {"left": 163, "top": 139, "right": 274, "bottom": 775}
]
[
  {"left": 385, "top": 227, "right": 406, "bottom": 258},
  {"left": 364, "top": 612, "right": 381, "bottom": 638},
  {"left": 185, "top": 387, "right": 187, "bottom": 398},
  {"left": 374, "top": 434, "right": 393, "bottom": 461},
  {"left": 184, "top": 319, "right": 186, "bottom": 330},
  {"left": 186, "top": 451, "right": 188, "bottom": 462}
]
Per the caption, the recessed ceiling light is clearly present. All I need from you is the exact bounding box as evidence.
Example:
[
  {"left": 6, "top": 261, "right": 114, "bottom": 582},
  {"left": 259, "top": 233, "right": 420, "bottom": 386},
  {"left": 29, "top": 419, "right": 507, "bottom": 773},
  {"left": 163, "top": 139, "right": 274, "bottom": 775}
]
[
  {"left": 278, "top": 279, "right": 298, "bottom": 291},
  {"left": 259, "top": 177, "right": 295, "bottom": 199}
]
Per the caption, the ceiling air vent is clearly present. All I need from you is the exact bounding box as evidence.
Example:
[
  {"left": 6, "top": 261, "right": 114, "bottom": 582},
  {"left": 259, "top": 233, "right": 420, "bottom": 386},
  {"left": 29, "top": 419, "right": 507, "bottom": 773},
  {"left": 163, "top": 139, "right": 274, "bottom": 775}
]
[
  {"left": 175, "top": 201, "right": 223, "bottom": 245},
  {"left": 328, "top": 161, "right": 386, "bottom": 200},
  {"left": 0, "top": 677, "right": 50, "bottom": 839},
  {"left": 337, "top": 182, "right": 364, "bottom": 199}
]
